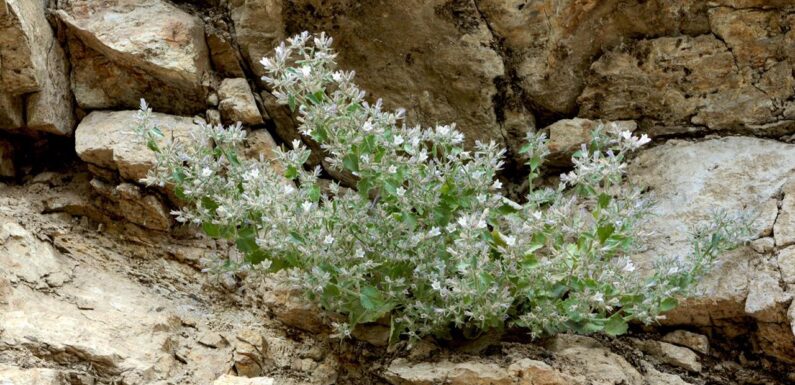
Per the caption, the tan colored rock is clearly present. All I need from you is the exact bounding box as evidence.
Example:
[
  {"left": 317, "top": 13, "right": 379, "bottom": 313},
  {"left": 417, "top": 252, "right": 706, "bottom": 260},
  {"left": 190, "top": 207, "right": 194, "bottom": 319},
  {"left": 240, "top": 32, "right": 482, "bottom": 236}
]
[
  {"left": 213, "top": 375, "right": 275, "bottom": 385},
  {"left": 775, "top": 183, "right": 795, "bottom": 247},
  {"left": 233, "top": 329, "right": 271, "bottom": 377},
  {"left": 751, "top": 237, "right": 775, "bottom": 254},
  {"left": 0, "top": 221, "right": 66, "bottom": 285},
  {"left": 662, "top": 330, "right": 709, "bottom": 355},
  {"left": 546, "top": 335, "right": 643, "bottom": 385},
  {"left": 228, "top": 0, "right": 284, "bottom": 79},
  {"left": 778, "top": 246, "right": 795, "bottom": 284},
  {"left": 544, "top": 118, "right": 636, "bottom": 163},
  {"left": 508, "top": 359, "right": 572, "bottom": 385},
  {"left": 281, "top": 0, "right": 509, "bottom": 152},
  {"left": 219, "top": 78, "right": 264, "bottom": 125},
  {"left": 384, "top": 359, "right": 513, "bottom": 385},
  {"left": 0, "top": 0, "right": 74, "bottom": 135},
  {"left": 629, "top": 137, "right": 795, "bottom": 361},
  {"left": 709, "top": 7, "right": 794, "bottom": 70},
  {"left": 641, "top": 362, "right": 693, "bottom": 385},
  {"left": 745, "top": 263, "right": 792, "bottom": 323},
  {"left": 0, "top": 366, "right": 66, "bottom": 385},
  {"left": 56, "top": 0, "right": 210, "bottom": 115},
  {"left": 261, "top": 279, "right": 329, "bottom": 333},
  {"left": 207, "top": 28, "right": 246, "bottom": 78},
  {"left": 75, "top": 110, "right": 197, "bottom": 182},
  {"left": 632, "top": 339, "right": 701, "bottom": 372},
  {"left": 90, "top": 179, "right": 172, "bottom": 231}
]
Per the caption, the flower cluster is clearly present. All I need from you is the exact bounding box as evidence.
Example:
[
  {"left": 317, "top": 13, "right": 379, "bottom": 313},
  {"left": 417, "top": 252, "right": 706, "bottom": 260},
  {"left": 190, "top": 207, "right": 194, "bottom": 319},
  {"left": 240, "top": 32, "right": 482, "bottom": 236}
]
[{"left": 134, "top": 32, "right": 748, "bottom": 344}]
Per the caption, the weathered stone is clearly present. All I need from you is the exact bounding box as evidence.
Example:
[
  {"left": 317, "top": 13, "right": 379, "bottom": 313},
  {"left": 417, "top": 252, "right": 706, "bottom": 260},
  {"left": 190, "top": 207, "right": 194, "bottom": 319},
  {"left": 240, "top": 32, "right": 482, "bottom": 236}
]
[
  {"left": 745, "top": 263, "right": 792, "bottom": 323},
  {"left": 775, "top": 182, "right": 795, "bottom": 247},
  {"left": 213, "top": 375, "right": 275, "bottom": 385},
  {"left": 779, "top": 246, "right": 795, "bottom": 284},
  {"left": 546, "top": 335, "right": 643, "bottom": 385},
  {"left": 56, "top": 0, "right": 210, "bottom": 115},
  {"left": 544, "top": 118, "right": 636, "bottom": 163},
  {"left": 75, "top": 110, "right": 197, "bottom": 182},
  {"left": 384, "top": 359, "right": 515, "bottom": 385},
  {"left": 0, "top": 139, "right": 14, "bottom": 177},
  {"left": 629, "top": 137, "right": 795, "bottom": 361},
  {"left": 641, "top": 362, "right": 693, "bottom": 385},
  {"left": 219, "top": 78, "right": 264, "bottom": 125},
  {"left": 260, "top": 280, "right": 329, "bottom": 333},
  {"left": 751, "top": 237, "right": 776, "bottom": 254},
  {"left": 284, "top": 0, "right": 509, "bottom": 152},
  {"left": 632, "top": 339, "right": 701, "bottom": 372},
  {"left": 90, "top": 179, "right": 172, "bottom": 231},
  {"left": 0, "top": 0, "right": 74, "bottom": 135},
  {"left": 351, "top": 323, "right": 390, "bottom": 347},
  {"left": 0, "top": 366, "right": 66, "bottom": 385},
  {"left": 233, "top": 329, "right": 270, "bottom": 377},
  {"left": 478, "top": 0, "right": 711, "bottom": 116},
  {"left": 579, "top": 34, "right": 777, "bottom": 132},
  {"left": 662, "top": 330, "right": 709, "bottom": 355},
  {"left": 508, "top": 359, "right": 572, "bottom": 385},
  {"left": 228, "top": 0, "right": 284, "bottom": 79},
  {"left": 207, "top": 28, "right": 246, "bottom": 78},
  {"left": 0, "top": 221, "right": 65, "bottom": 285},
  {"left": 709, "top": 7, "right": 794, "bottom": 70}
]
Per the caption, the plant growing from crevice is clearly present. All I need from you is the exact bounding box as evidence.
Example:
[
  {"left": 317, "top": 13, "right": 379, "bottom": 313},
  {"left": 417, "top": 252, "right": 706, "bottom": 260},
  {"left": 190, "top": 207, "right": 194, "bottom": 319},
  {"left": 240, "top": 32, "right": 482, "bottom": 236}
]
[{"left": 134, "top": 32, "right": 749, "bottom": 345}]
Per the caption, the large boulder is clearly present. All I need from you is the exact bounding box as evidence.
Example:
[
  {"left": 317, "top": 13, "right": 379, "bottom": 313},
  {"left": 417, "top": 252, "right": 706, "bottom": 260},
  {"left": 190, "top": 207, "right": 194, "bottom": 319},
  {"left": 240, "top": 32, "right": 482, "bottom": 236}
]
[
  {"left": 56, "top": 0, "right": 211, "bottom": 115},
  {"left": 74, "top": 110, "right": 197, "bottom": 183},
  {"left": 629, "top": 137, "right": 795, "bottom": 362},
  {"left": 0, "top": 0, "right": 75, "bottom": 135}
]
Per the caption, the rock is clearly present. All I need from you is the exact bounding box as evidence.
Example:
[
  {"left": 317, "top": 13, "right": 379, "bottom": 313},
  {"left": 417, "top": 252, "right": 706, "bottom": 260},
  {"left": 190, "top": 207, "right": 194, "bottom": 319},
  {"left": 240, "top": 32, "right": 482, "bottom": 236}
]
[
  {"left": 641, "top": 362, "right": 693, "bottom": 385},
  {"left": 662, "top": 330, "right": 709, "bottom": 355},
  {"left": 0, "top": 366, "right": 66, "bottom": 385},
  {"left": 233, "top": 329, "right": 271, "bottom": 377},
  {"left": 544, "top": 118, "right": 636, "bottom": 163},
  {"left": 384, "top": 358, "right": 528, "bottom": 385},
  {"left": 709, "top": 7, "right": 794, "bottom": 70},
  {"left": 56, "top": 0, "right": 210, "bottom": 115},
  {"left": 0, "top": 139, "right": 14, "bottom": 177},
  {"left": 90, "top": 179, "right": 172, "bottom": 231},
  {"left": 629, "top": 137, "right": 795, "bottom": 361},
  {"left": 745, "top": 263, "right": 792, "bottom": 323},
  {"left": 778, "top": 246, "right": 795, "bottom": 284},
  {"left": 208, "top": 109, "right": 222, "bottom": 126},
  {"left": 260, "top": 279, "right": 329, "bottom": 333},
  {"left": 213, "top": 375, "right": 275, "bottom": 385},
  {"left": 75, "top": 110, "right": 197, "bottom": 182},
  {"left": 0, "top": 0, "right": 74, "bottom": 135},
  {"left": 775, "top": 181, "right": 795, "bottom": 247},
  {"left": 632, "top": 339, "right": 701, "bottom": 372},
  {"left": 546, "top": 335, "right": 643, "bottom": 385},
  {"left": 219, "top": 78, "right": 264, "bottom": 125},
  {"left": 508, "top": 359, "right": 572, "bottom": 385},
  {"left": 206, "top": 28, "right": 246, "bottom": 78},
  {"left": 751, "top": 237, "right": 776, "bottom": 254},
  {"left": 478, "top": 0, "right": 711, "bottom": 116},
  {"left": 284, "top": 0, "right": 513, "bottom": 154},
  {"left": 351, "top": 323, "right": 390, "bottom": 347},
  {"left": 0, "top": 221, "right": 66, "bottom": 285},
  {"left": 228, "top": 0, "right": 284, "bottom": 79},
  {"left": 579, "top": 34, "right": 778, "bottom": 133},
  {"left": 198, "top": 332, "right": 228, "bottom": 349}
]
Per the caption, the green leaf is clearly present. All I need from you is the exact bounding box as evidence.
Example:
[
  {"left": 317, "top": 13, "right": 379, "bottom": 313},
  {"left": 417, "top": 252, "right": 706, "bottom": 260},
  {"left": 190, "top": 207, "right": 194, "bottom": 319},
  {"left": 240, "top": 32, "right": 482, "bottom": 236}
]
[
  {"left": 597, "top": 224, "right": 615, "bottom": 244},
  {"left": 659, "top": 297, "right": 678, "bottom": 312},
  {"left": 360, "top": 286, "right": 384, "bottom": 311},
  {"left": 285, "top": 165, "right": 299, "bottom": 179},
  {"left": 288, "top": 95, "right": 297, "bottom": 112},
  {"left": 342, "top": 153, "right": 359, "bottom": 172},
  {"left": 597, "top": 193, "right": 612, "bottom": 209},
  {"left": 235, "top": 226, "right": 259, "bottom": 254},
  {"left": 201, "top": 197, "right": 219, "bottom": 211},
  {"left": 202, "top": 223, "right": 222, "bottom": 238},
  {"left": 307, "top": 90, "right": 325, "bottom": 105},
  {"left": 604, "top": 314, "right": 628, "bottom": 336},
  {"left": 308, "top": 184, "right": 321, "bottom": 202}
]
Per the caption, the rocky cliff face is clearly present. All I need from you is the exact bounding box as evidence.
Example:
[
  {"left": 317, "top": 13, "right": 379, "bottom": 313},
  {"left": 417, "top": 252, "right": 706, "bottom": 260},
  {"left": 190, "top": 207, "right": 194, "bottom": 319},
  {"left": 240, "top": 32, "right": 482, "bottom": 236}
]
[{"left": 1, "top": 0, "right": 794, "bottom": 384}]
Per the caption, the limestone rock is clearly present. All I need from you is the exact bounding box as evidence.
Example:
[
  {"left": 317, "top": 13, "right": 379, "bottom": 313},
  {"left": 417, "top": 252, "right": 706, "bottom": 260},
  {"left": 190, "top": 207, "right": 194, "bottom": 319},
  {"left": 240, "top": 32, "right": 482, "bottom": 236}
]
[
  {"left": 778, "top": 246, "right": 795, "bottom": 284},
  {"left": 544, "top": 118, "right": 636, "bottom": 164},
  {"left": 207, "top": 28, "right": 246, "bottom": 78},
  {"left": 384, "top": 358, "right": 570, "bottom": 385},
  {"left": 228, "top": 0, "right": 284, "bottom": 79},
  {"left": 0, "top": 366, "right": 66, "bottom": 385},
  {"left": 0, "top": 0, "right": 74, "bottom": 135},
  {"left": 632, "top": 339, "right": 701, "bottom": 372},
  {"left": 56, "top": 0, "right": 210, "bottom": 115},
  {"left": 284, "top": 0, "right": 509, "bottom": 153},
  {"left": 546, "top": 335, "right": 643, "bottom": 385},
  {"left": 260, "top": 280, "right": 329, "bottom": 333},
  {"left": 219, "top": 78, "right": 264, "bottom": 125},
  {"left": 233, "top": 329, "right": 271, "bottom": 377},
  {"left": 213, "top": 375, "right": 275, "bottom": 385},
  {"left": 641, "top": 362, "right": 693, "bottom": 385},
  {"left": 75, "top": 110, "right": 197, "bottom": 182},
  {"left": 775, "top": 182, "right": 795, "bottom": 247},
  {"left": 745, "top": 263, "right": 792, "bottom": 323},
  {"left": 0, "top": 221, "right": 66, "bottom": 285},
  {"left": 90, "top": 179, "right": 172, "bottom": 231},
  {"left": 662, "top": 330, "right": 709, "bottom": 355},
  {"left": 629, "top": 137, "right": 795, "bottom": 361}
]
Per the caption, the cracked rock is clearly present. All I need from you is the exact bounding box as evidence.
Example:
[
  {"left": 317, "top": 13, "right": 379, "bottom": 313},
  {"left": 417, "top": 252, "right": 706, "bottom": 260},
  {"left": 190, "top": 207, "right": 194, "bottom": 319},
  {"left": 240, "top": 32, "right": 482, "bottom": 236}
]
[{"left": 219, "top": 78, "right": 264, "bottom": 126}]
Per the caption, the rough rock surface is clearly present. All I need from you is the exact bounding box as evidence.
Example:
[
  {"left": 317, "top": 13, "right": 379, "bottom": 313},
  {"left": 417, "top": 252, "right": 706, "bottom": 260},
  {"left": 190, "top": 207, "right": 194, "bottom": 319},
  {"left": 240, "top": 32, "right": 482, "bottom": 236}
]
[
  {"left": 56, "top": 0, "right": 211, "bottom": 115},
  {"left": 219, "top": 78, "right": 264, "bottom": 125},
  {"left": 629, "top": 137, "right": 795, "bottom": 362},
  {"left": 74, "top": 110, "right": 197, "bottom": 182},
  {"left": 0, "top": 0, "right": 74, "bottom": 135}
]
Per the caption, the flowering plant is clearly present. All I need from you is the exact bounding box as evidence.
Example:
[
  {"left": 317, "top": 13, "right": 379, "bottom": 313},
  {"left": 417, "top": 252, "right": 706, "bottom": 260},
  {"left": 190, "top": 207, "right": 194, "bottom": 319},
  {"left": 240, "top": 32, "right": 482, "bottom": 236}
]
[{"left": 135, "top": 32, "right": 747, "bottom": 344}]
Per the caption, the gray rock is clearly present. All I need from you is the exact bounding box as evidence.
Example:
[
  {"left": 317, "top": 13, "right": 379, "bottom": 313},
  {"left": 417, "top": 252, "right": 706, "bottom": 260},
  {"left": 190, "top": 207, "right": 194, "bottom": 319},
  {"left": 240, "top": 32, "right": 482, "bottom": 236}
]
[
  {"left": 662, "top": 330, "right": 710, "bottom": 355},
  {"left": 219, "top": 78, "right": 264, "bottom": 125}
]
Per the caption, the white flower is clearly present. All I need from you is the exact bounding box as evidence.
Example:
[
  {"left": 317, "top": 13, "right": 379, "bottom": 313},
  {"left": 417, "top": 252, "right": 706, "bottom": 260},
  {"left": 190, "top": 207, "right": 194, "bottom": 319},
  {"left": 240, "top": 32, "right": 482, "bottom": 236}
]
[
  {"left": 355, "top": 248, "right": 365, "bottom": 258},
  {"left": 299, "top": 65, "right": 312, "bottom": 77},
  {"left": 428, "top": 227, "right": 441, "bottom": 237},
  {"left": 623, "top": 260, "right": 636, "bottom": 272},
  {"left": 593, "top": 292, "right": 605, "bottom": 303},
  {"left": 362, "top": 120, "right": 374, "bottom": 132},
  {"left": 332, "top": 71, "right": 343, "bottom": 82},
  {"left": 637, "top": 134, "right": 651, "bottom": 146},
  {"left": 201, "top": 167, "right": 213, "bottom": 178},
  {"left": 388, "top": 165, "right": 398, "bottom": 174},
  {"left": 302, "top": 201, "right": 313, "bottom": 213},
  {"left": 491, "top": 180, "right": 502, "bottom": 190},
  {"left": 396, "top": 187, "right": 406, "bottom": 197},
  {"left": 503, "top": 235, "right": 516, "bottom": 247},
  {"left": 324, "top": 235, "right": 335, "bottom": 245},
  {"left": 393, "top": 135, "right": 404, "bottom": 146}
]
